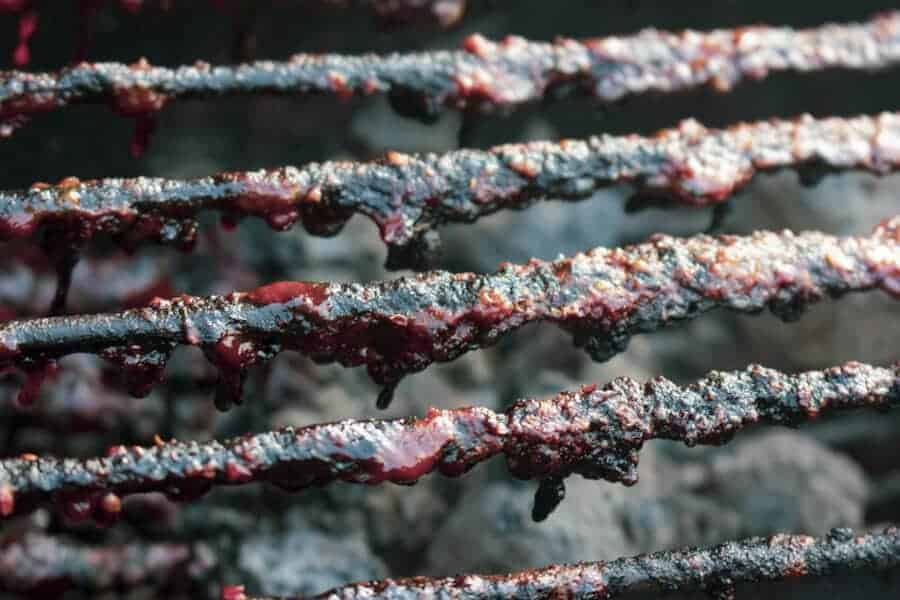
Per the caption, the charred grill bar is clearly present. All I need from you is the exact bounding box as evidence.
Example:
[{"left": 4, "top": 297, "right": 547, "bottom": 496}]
[
  {"left": 0, "top": 361, "right": 895, "bottom": 524},
  {"left": 0, "top": 113, "right": 897, "bottom": 272},
  {"left": 0, "top": 4, "right": 898, "bottom": 600},
  {"left": 0, "top": 222, "right": 895, "bottom": 409},
  {"left": 0, "top": 11, "right": 897, "bottom": 137},
  {"left": 234, "top": 527, "right": 900, "bottom": 600}
]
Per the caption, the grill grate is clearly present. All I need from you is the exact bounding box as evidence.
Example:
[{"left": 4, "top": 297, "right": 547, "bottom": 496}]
[
  {"left": 0, "top": 4, "right": 896, "bottom": 600},
  {"left": 0, "top": 223, "right": 894, "bottom": 409},
  {"left": 0, "top": 361, "right": 896, "bottom": 525},
  {"left": 0, "top": 12, "right": 897, "bottom": 139},
  {"left": 232, "top": 527, "right": 900, "bottom": 600}
]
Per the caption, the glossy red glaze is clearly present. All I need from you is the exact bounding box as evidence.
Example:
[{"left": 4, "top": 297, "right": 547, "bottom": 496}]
[
  {"left": 221, "top": 585, "right": 247, "bottom": 600},
  {"left": 245, "top": 281, "right": 330, "bottom": 306},
  {"left": 12, "top": 10, "right": 36, "bottom": 67},
  {"left": 0, "top": 485, "right": 14, "bottom": 517}
]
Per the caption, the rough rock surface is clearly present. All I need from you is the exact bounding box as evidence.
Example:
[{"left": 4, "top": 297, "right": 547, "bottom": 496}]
[
  {"left": 425, "top": 447, "right": 665, "bottom": 575},
  {"left": 699, "top": 431, "right": 868, "bottom": 537},
  {"left": 236, "top": 509, "right": 388, "bottom": 597},
  {"left": 426, "top": 429, "right": 870, "bottom": 577}
]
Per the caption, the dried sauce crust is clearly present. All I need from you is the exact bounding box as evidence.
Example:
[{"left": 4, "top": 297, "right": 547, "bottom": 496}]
[
  {"left": 0, "top": 361, "right": 895, "bottom": 523},
  {"left": 0, "top": 113, "right": 897, "bottom": 274},
  {"left": 233, "top": 528, "right": 900, "bottom": 600},
  {"left": 0, "top": 220, "right": 896, "bottom": 410},
  {"left": 0, "top": 11, "right": 897, "bottom": 136}
]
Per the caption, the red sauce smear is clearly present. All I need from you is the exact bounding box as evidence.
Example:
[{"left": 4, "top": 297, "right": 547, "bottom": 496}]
[{"left": 0, "top": 361, "right": 894, "bottom": 522}]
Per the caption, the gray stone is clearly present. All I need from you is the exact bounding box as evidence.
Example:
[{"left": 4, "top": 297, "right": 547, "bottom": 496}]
[
  {"left": 622, "top": 492, "right": 742, "bottom": 552},
  {"left": 700, "top": 431, "right": 868, "bottom": 537},
  {"left": 425, "top": 448, "right": 664, "bottom": 575},
  {"left": 425, "top": 479, "right": 635, "bottom": 575},
  {"left": 237, "top": 509, "right": 387, "bottom": 597}
]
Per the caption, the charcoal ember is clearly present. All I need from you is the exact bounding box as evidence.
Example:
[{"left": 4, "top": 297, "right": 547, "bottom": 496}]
[
  {"left": 65, "top": 253, "right": 174, "bottom": 313},
  {"left": 425, "top": 480, "right": 636, "bottom": 575},
  {"left": 282, "top": 469, "right": 457, "bottom": 577},
  {"left": 263, "top": 356, "right": 370, "bottom": 430},
  {"left": 699, "top": 431, "right": 868, "bottom": 537},
  {"left": 38, "top": 354, "right": 164, "bottom": 433},
  {"left": 0, "top": 255, "right": 42, "bottom": 315},
  {"left": 236, "top": 509, "right": 387, "bottom": 598},
  {"left": 430, "top": 350, "right": 495, "bottom": 390},
  {"left": 174, "top": 494, "right": 262, "bottom": 540},
  {"left": 385, "top": 366, "right": 497, "bottom": 416}
]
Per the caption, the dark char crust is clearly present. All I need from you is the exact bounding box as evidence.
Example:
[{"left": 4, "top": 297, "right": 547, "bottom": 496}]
[
  {"left": 232, "top": 527, "right": 900, "bottom": 599},
  {"left": 0, "top": 361, "right": 896, "bottom": 522},
  {"left": 0, "top": 113, "right": 897, "bottom": 271},
  {"left": 0, "top": 221, "right": 896, "bottom": 409},
  {"left": 0, "top": 12, "right": 897, "bottom": 132}
]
